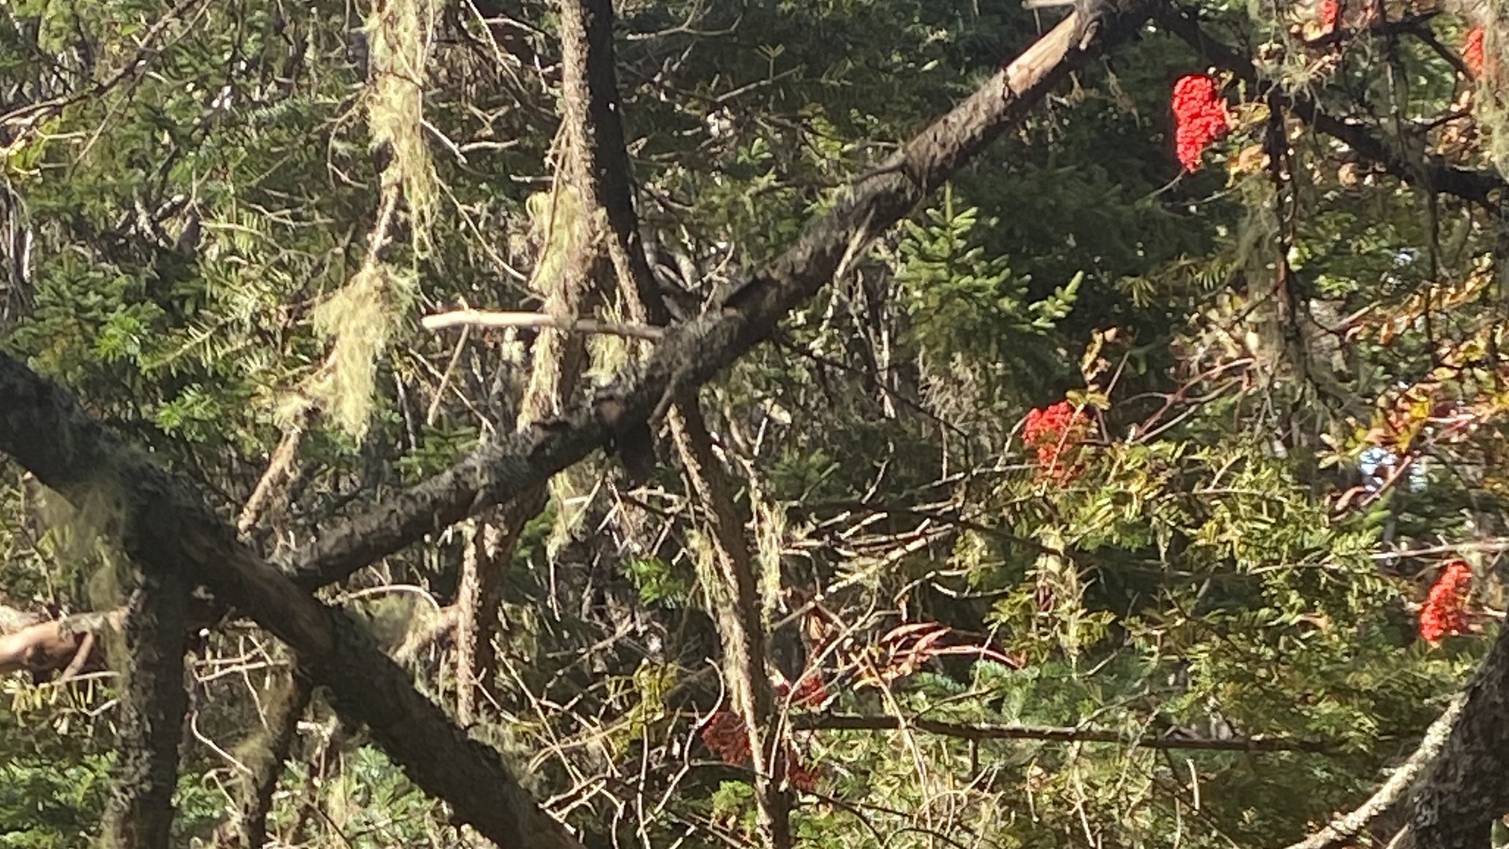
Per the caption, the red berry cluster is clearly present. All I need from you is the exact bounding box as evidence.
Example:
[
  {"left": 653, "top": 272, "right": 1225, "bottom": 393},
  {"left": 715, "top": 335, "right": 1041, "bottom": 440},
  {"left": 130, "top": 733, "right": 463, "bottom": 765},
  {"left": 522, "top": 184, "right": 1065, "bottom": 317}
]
[
  {"left": 1419, "top": 560, "right": 1473, "bottom": 644},
  {"left": 1464, "top": 27, "right": 1486, "bottom": 78},
  {"left": 1319, "top": 0, "right": 1339, "bottom": 30},
  {"left": 1023, "top": 401, "right": 1090, "bottom": 482},
  {"left": 1171, "top": 75, "right": 1230, "bottom": 172}
]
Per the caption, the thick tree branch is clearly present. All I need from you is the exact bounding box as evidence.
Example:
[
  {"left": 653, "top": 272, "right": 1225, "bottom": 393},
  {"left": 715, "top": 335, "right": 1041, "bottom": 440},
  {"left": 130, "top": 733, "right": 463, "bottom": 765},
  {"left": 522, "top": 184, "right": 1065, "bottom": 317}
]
[
  {"left": 283, "top": 0, "right": 1157, "bottom": 590},
  {"left": 1410, "top": 629, "right": 1509, "bottom": 849},
  {"left": 1157, "top": 6, "right": 1505, "bottom": 205},
  {"left": 102, "top": 569, "right": 190, "bottom": 849},
  {"left": 0, "top": 350, "right": 584, "bottom": 849}
]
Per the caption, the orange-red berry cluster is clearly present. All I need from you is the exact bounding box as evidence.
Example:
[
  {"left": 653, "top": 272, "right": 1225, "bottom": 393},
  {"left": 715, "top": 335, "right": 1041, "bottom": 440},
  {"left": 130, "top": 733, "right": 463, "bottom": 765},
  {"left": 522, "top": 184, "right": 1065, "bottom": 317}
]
[
  {"left": 1171, "top": 75, "right": 1230, "bottom": 172},
  {"left": 1419, "top": 560, "right": 1473, "bottom": 644},
  {"left": 701, "top": 710, "right": 753, "bottom": 765},
  {"left": 1319, "top": 0, "right": 1339, "bottom": 29},
  {"left": 1464, "top": 27, "right": 1486, "bottom": 78},
  {"left": 1023, "top": 401, "right": 1090, "bottom": 482}
]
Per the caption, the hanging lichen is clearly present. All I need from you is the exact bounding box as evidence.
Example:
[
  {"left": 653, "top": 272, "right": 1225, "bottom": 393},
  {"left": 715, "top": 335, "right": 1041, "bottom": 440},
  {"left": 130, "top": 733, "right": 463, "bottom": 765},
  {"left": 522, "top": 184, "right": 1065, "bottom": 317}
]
[
  {"left": 364, "top": 0, "right": 440, "bottom": 250},
  {"left": 290, "top": 0, "right": 438, "bottom": 439},
  {"left": 304, "top": 264, "right": 417, "bottom": 438}
]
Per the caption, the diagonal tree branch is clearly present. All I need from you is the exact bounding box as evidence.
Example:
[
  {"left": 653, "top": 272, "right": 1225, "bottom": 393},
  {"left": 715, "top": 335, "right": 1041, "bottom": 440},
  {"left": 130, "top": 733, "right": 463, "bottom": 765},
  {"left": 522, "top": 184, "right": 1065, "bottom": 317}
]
[
  {"left": 282, "top": 0, "right": 1159, "bottom": 592},
  {"left": 0, "top": 351, "right": 585, "bottom": 849},
  {"left": 0, "top": 6, "right": 1155, "bottom": 846},
  {"left": 1156, "top": 6, "right": 1506, "bottom": 205},
  {"left": 1280, "top": 696, "right": 1461, "bottom": 849}
]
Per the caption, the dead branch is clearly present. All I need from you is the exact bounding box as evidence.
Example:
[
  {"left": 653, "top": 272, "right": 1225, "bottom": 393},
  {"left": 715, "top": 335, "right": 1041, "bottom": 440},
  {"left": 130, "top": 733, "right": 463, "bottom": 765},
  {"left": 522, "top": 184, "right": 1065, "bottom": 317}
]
[
  {"left": 0, "top": 350, "right": 586, "bottom": 849},
  {"left": 422, "top": 308, "right": 665, "bottom": 341},
  {"left": 558, "top": 0, "right": 793, "bottom": 842}
]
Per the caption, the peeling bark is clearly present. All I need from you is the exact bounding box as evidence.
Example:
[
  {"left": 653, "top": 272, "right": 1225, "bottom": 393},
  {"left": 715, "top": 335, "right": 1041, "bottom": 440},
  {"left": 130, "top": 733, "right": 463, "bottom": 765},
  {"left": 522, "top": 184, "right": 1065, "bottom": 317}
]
[{"left": 454, "top": 521, "right": 486, "bottom": 726}]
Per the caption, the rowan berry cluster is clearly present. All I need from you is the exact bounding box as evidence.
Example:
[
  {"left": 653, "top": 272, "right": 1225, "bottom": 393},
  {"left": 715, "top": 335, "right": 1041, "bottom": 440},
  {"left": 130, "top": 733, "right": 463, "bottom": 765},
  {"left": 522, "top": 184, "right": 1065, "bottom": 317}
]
[
  {"left": 1464, "top": 27, "right": 1486, "bottom": 78},
  {"left": 1319, "top": 0, "right": 1339, "bottom": 30},
  {"left": 1419, "top": 560, "right": 1473, "bottom": 644},
  {"left": 701, "top": 710, "right": 752, "bottom": 765},
  {"left": 1023, "top": 401, "right": 1090, "bottom": 482},
  {"left": 1171, "top": 75, "right": 1230, "bottom": 172}
]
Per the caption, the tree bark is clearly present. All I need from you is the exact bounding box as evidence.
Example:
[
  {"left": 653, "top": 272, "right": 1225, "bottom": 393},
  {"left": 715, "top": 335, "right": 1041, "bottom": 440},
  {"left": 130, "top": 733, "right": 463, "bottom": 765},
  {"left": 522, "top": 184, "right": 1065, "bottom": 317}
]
[
  {"left": 102, "top": 568, "right": 190, "bottom": 849},
  {"left": 1410, "top": 627, "right": 1509, "bottom": 849},
  {"left": 278, "top": 2, "right": 1155, "bottom": 591},
  {"left": 0, "top": 350, "right": 585, "bottom": 849}
]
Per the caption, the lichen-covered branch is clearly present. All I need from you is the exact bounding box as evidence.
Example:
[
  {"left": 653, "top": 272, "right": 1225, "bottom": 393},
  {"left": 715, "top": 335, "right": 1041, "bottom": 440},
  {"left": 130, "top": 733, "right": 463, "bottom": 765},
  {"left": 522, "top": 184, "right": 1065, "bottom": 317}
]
[
  {"left": 101, "top": 568, "right": 190, "bottom": 849},
  {"left": 282, "top": 0, "right": 1156, "bottom": 589},
  {"left": 0, "top": 350, "right": 584, "bottom": 849},
  {"left": 557, "top": 0, "right": 793, "bottom": 842}
]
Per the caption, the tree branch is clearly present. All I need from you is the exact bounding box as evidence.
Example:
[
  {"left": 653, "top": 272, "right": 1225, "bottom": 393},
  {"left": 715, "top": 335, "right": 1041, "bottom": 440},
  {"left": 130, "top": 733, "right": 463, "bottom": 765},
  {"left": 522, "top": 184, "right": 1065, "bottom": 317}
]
[
  {"left": 422, "top": 308, "right": 665, "bottom": 341},
  {"left": 281, "top": 0, "right": 1158, "bottom": 591},
  {"left": 1156, "top": 6, "right": 1505, "bottom": 205},
  {"left": 797, "top": 714, "right": 1336, "bottom": 753},
  {"left": 1278, "top": 697, "right": 1461, "bottom": 849},
  {"left": 0, "top": 350, "right": 584, "bottom": 849}
]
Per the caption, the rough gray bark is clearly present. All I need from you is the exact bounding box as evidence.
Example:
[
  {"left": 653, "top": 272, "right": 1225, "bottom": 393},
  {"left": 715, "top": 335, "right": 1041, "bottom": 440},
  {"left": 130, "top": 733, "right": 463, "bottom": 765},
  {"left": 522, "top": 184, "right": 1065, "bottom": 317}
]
[
  {"left": 0, "top": 351, "right": 584, "bottom": 849},
  {"left": 102, "top": 568, "right": 190, "bottom": 849},
  {"left": 1410, "top": 627, "right": 1509, "bottom": 849}
]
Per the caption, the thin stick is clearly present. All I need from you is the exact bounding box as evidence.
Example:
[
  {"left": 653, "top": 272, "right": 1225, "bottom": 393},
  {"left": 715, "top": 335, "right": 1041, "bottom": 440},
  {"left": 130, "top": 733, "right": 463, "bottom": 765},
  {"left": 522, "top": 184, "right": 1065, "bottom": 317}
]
[{"left": 421, "top": 309, "right": 665, "bottom": 341}]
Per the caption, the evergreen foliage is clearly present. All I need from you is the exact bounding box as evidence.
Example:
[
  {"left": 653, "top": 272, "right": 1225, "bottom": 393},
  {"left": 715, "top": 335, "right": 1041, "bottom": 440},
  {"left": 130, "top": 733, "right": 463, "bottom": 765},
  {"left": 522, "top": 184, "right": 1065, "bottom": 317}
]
[{"left": 2, "top": 0, "right": 1508, "bottom": 846}]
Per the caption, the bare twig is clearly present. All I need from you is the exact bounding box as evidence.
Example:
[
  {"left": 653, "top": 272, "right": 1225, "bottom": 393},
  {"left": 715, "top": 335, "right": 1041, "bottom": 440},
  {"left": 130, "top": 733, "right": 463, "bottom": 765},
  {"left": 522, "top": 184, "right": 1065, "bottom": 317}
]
[
  {"left": 422, "top": 308, "right": 665, "bottom": 340},
  {"left": 797, "top": 714, "right": 1335, "bottom": 754}
]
